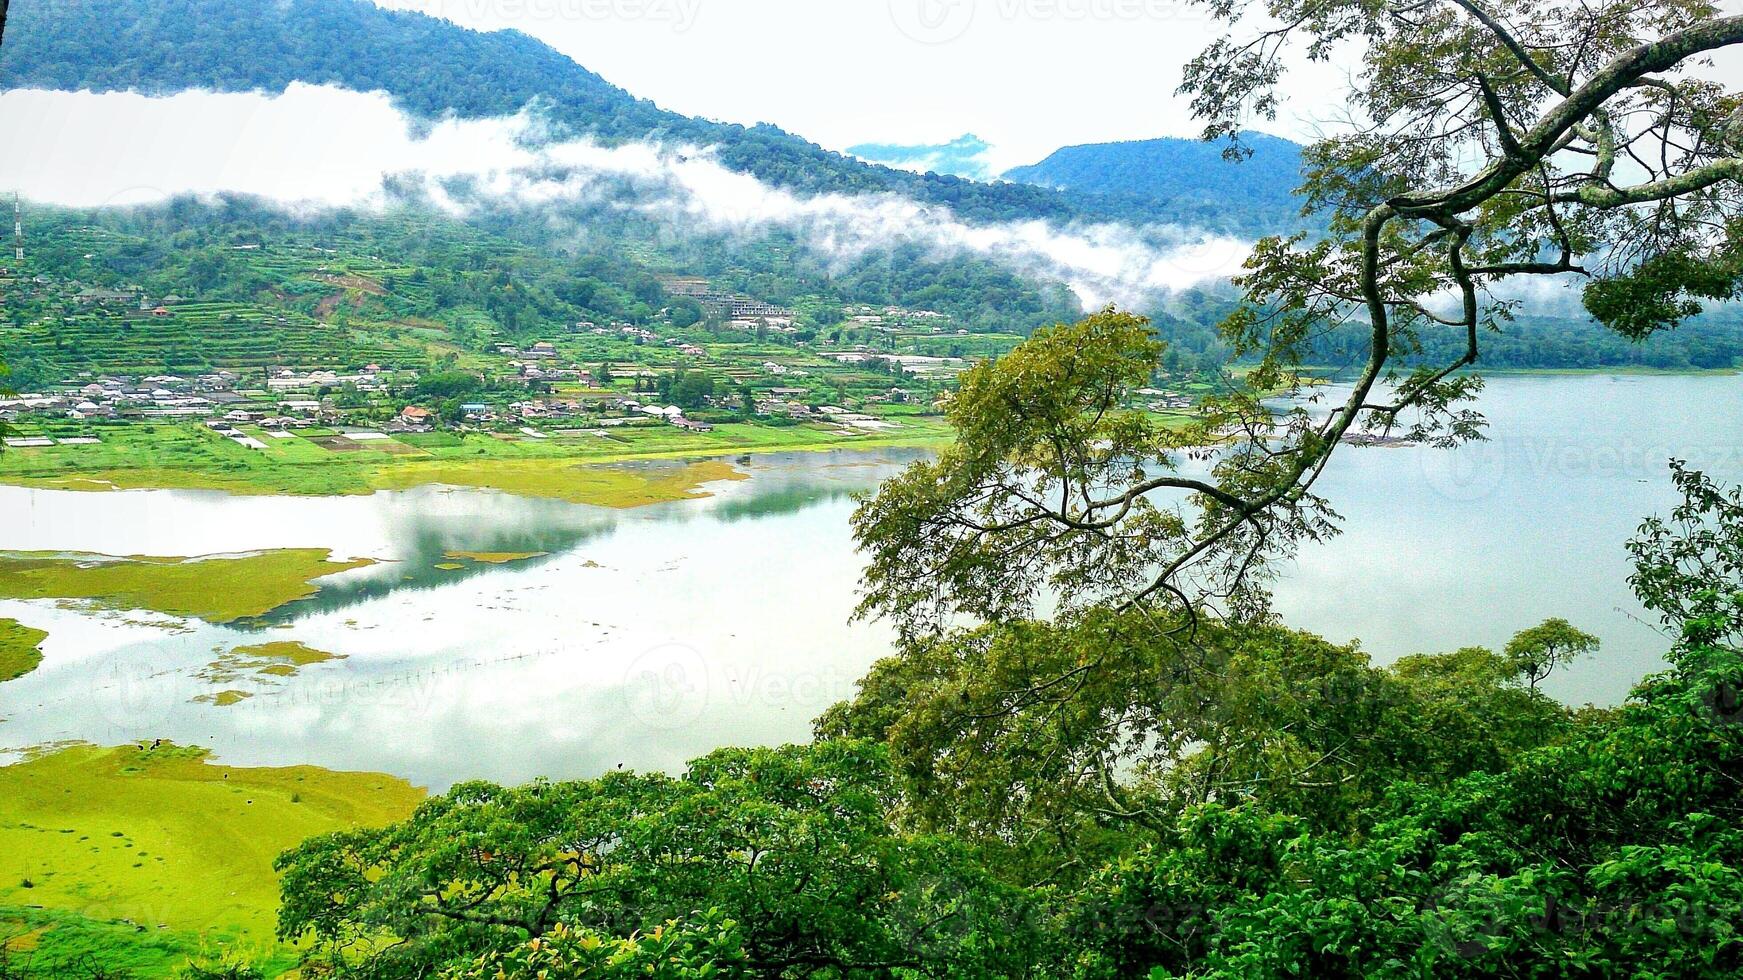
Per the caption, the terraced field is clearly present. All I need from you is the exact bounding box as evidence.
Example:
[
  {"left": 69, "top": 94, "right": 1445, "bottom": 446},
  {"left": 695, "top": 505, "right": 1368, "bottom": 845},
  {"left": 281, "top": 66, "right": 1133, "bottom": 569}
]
[{"left": 0, "top": 302, "right": 426, "bottom": 375}]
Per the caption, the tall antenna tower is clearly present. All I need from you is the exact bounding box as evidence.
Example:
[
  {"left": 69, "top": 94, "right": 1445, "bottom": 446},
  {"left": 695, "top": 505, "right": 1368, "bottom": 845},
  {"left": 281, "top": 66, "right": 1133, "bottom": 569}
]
[{"left": 11, "top": 193, "right": 21, "bottom": 266}]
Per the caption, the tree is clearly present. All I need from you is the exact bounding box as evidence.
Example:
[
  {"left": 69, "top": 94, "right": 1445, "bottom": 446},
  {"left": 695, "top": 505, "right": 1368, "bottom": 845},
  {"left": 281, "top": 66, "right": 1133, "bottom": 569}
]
[
  {"left": 662, "top": 370, "right": 716, "bottom": 412},
  {"left": 415, "top": 370, "right": 482, "bottom": 400},
  {"left": 853, "top": 309, "right": 1265, "bottom": 633},
  {"left": 1504, "top": 617, "right": 1600, "bottom": 689},
  {"left": 1629, "top": 460, "right": 1743, "bottom": 648},
  {"left": 275, "top": 742, "right": 1036, "bottom": 979},
  {"left": 857, "top": 3, "right": 1743, "bottom": 634},
  {"left": 820, "top": 611, "right": 1568, "bottom": 871},
  {"left": 0, "top": 355, "right": 13, "bottom": 447},
  {"left": 1055, "top": 473, "right": 1743, "bottom": 978},
  {"left": 668, "top": 297, "right": 703, "bottom": 328}
]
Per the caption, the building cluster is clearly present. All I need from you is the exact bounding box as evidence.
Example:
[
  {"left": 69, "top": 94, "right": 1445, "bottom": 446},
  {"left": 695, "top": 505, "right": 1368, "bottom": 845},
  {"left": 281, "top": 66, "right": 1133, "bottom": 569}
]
[
  {"left": 0, "top": 372, "right": 251, "bottom": 423},
  {"left": 659, "top": 276, "right": 799, "bottom": 331},
  {"left": 1135, "top": 387, "right": 1197, "bottom": 411},
  {"left": 843, "top": 305, "right": 954, "bottom": 332}
]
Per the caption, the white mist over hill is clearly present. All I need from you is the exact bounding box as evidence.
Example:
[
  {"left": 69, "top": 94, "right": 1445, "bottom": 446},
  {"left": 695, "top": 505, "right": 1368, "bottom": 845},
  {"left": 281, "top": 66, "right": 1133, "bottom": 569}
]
[{"left": 0, "top": 84, "right": 1250, "bottom": 307}]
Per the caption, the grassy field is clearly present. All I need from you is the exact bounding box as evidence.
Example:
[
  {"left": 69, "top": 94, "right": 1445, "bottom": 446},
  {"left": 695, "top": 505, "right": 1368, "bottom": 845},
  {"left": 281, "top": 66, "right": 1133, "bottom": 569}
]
[
  {"left": 0, "top": 416, "right": 955, "bottom": 505},
  {"left": 194, "top": 642, "right": 345, "bottom": 708},
  {"left": 442, "top": 550, "right": 548, "bottom": 564},
  {"left": 0, "top": 550, "right": 373, "bottom": 624},
  {"left": 0, "top": 744, "right": 424, "bottom": 976},
  {"left": 0, "top": 619, "right": 49, "bottom": 684},
  {"left": 369, "top": 456, "right": 748, "bottom": 506}
]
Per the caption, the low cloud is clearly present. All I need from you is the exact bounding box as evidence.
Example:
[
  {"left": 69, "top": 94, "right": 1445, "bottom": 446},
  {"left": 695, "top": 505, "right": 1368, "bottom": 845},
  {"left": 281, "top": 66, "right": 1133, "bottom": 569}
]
[{"left": 0, "top": 84, "right": 1250, "bottom": 307}]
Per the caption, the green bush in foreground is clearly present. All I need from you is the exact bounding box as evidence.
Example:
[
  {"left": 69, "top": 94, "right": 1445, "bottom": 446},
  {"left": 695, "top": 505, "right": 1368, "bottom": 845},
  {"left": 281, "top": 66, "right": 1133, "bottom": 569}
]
[
  {"left": 272, "top": 631, "right": 1743, "bottom": 979},
  {"left": 276, "top": 741, "right": 1036, "bottom": 978},
  {"left": 442, "top": 912, "right": 751, "bottom": 980},
  {"left": 268, "top": 453, "right": 1743, "bottom": 978}
]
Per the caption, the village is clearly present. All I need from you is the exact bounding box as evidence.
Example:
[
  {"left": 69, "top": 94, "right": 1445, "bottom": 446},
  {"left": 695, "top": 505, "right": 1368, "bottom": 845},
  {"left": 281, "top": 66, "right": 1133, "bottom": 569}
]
[
  {"left": 0, "top": 214, "right": 1208, "bottom": 475},
  {"left": 0, "top": 278, "right": 978, "bottom": 463}
]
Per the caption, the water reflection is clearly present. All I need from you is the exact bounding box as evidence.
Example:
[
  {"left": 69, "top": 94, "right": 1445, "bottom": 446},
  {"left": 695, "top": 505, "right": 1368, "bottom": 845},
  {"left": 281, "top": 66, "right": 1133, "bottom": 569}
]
[
  {"left": 0, "top": 449, "right": 923, "bottom": 789},
  {"left": 0, "top": 379, "right": 1739, "bottom": 790}
]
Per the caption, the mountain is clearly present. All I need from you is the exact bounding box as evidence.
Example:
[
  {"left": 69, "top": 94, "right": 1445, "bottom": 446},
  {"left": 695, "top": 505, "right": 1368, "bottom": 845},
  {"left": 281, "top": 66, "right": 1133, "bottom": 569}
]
[
  {"left": 1004, "top": 132, "right": 1307, "bottom": 233},
  {"left": 847, "top": 134, "right": 997, "bottom": 181},
  {"left": 0, "top": 0, "right": 1259, "bottom": 232}
]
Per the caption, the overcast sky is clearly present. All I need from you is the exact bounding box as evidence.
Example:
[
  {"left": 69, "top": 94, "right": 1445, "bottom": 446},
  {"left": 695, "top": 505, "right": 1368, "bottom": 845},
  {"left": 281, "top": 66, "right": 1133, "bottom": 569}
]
[{"left": 367, "top": 0, "right": 1357, "bottom": 171}]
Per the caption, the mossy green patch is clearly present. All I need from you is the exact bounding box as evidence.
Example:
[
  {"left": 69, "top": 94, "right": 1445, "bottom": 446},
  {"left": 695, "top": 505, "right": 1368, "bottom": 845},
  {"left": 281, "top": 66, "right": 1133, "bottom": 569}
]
[
  {"left": 443, "top": 550, "right": 549, "bottom": 565},
  {"left": 191, "top": 690, "right": 253, "bottom": 707},
  {"left": 0, "top": 904, "right": 214, "bottom": 977},
  {"left": 0, "top": 744, "right": 423, "bottom": 970},
  {"left": 232, "top": 641, "right": 338, "bottom": 669},
  {"left": 370, "top": 458, "right": 747, "bottom": 508},
  {"left": 0, "top": 619, "right": 48, "bottom": 683},
  {"left": 0, "top": 550, "right": 374, "bottom": 624},
  {"left": 434, "top": 562, "right": 464, "bottom": 571},
  {"left": 195, "top": 643, "right": 345, "bottom": 705}
]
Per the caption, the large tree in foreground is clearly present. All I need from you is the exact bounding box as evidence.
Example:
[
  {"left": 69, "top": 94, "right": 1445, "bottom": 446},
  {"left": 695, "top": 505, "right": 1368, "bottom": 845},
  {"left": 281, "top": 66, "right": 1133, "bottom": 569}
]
[{"left": 856, "top": 0, "right": 1743, "bottom": 630}]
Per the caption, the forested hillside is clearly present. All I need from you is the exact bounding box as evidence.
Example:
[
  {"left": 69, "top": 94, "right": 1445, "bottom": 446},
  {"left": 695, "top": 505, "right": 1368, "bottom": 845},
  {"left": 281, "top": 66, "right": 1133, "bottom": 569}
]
[
  {"left": 9, "top": 0, "right": 1732, "bottom": 357},
  {"left": 0, "top": 0, "right": 1257, "bottom": 231}
]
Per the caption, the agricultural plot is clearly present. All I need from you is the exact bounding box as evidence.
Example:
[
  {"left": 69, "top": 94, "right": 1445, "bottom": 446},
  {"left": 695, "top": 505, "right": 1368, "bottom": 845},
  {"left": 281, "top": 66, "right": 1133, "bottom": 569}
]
[{"left": 0, "top": 303, "right": 419, "bottom": 375}]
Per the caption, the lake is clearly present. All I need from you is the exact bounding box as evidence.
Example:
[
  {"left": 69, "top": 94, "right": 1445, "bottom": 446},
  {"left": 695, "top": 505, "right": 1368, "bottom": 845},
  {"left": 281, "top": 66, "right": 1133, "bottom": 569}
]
[{"left": 1, "top": 373, "right": 1739, "bottom": 789}]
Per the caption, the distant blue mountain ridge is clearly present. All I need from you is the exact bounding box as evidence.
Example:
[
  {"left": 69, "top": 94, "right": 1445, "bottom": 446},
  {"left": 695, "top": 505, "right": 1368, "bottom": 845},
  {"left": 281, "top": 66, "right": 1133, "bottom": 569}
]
[
  {"left": 847, "top": 135, "right": 998, "bottom": 181},
  {"left": 847, "top": 130, "right": 1309, "bottom": 233},
  {"left": 1002, "top": 132, "right": 1307, "bottom": 230}
]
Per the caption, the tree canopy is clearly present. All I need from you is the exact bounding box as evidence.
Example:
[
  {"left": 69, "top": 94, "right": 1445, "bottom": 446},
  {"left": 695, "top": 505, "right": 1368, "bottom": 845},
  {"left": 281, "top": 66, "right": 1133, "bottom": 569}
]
[
  {"left": 858, "top": 1, "right": 1743, "bottom": 632},
  {"left": 273, "top": 463, "right": 1743, "bottom": 976}
]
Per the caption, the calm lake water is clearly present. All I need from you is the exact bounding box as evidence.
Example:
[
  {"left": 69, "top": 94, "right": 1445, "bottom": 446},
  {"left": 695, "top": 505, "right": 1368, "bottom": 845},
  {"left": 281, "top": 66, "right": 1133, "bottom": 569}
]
[{"left": 1, "top": 374, "right": 1739, "bottom": 789}]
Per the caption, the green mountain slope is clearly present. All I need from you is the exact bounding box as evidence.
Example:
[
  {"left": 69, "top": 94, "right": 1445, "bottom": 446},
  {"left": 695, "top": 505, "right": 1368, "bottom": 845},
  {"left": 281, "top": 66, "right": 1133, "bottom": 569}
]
[{"left": 0, "top": 0, "right": 1236, "bottom": 230}]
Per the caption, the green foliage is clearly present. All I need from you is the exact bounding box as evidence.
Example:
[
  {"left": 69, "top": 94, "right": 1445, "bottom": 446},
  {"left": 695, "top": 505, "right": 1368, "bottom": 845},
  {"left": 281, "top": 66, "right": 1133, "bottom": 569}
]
[
  {"left": 1629, "top": 460, "right": 1743, "bottom": 648},
  {"left": 820, "top": 614, "right": 1568, "bottom": 868},
  {"left": 852, "top": 309, "right": 1202, "bottom": 634},
  {"left": 276, "top": 741, "right": 1038, "bottom": 978},
  {"left": 1504, "top": 617, "right": 1601, "bottom": 689},
  {"left": 658, "top": 369, "right": 717, "bottom": 411},
  {"left": 1065, "top": 641, "right": 1743, "bottom": 979},
  {"left": 442, "top": 913, "right": 752, "bottom": 980},
  {"left": 256, "top": 461, "right": 1743, "bottom": 979},
  {"left": 413, "top": 370, "right": 483, "bottom": 400},
  {"left": 1583, "top": 248, "right": 1743, "bottom": 340}
]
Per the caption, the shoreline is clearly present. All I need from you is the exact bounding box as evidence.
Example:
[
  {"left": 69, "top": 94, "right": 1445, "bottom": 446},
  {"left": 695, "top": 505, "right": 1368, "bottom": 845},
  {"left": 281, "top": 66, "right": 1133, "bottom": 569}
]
[
  {"left": 0, "top": 426, "right": 953, "bottom": 507},
  {"left": 5, "top": 369, "right": 1728, "bottom": 505},
  {"left": 1301, "top": 364, "right": 1742, "bottom": 379}
]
